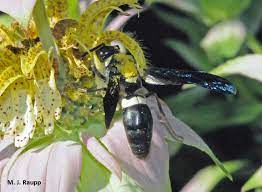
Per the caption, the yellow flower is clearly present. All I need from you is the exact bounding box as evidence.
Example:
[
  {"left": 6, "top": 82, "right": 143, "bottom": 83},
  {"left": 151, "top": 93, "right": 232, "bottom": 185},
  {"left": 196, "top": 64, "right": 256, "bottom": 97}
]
[{"left": 0, "top": 44, "right": 61, "bottom": 147}]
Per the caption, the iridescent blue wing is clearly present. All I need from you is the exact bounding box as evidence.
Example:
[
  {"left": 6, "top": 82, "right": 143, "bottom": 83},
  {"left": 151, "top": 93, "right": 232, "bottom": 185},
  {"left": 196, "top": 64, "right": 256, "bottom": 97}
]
[{"left": 144, "top": 67, "right": 237, "bottom": 95}]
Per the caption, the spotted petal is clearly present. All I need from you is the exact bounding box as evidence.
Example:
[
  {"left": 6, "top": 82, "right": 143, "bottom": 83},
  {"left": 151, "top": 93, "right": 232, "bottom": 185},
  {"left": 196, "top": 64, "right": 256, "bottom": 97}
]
[
  {"left": 14, "top": 94, "right": 36, "bottom": 147},
  {"left": 46, "top": 0, "right": 69, "bottom": 22},
  {"left": 0, "top": 48, "right": 22, "bottom": 96},
  {"left": 0, "top": 66, "right": 23, "bottom": 96},
  {"left": 77, "top": 0, "right": 139, "bottom": 46},
  {"left": 34, "top": 70, "right": 62, "bottom": 135},
  {"left": 21, "top": 43, "right": 51, "bottom": 78},
  {"left": 0, "top": 24, "right": 20, "bottom": 47},
  {"left": 0, "top": 48, "right": 20, "bottom": 70},
  {"left": 0, "top": 79, "right": 36, "bottom": 147}
]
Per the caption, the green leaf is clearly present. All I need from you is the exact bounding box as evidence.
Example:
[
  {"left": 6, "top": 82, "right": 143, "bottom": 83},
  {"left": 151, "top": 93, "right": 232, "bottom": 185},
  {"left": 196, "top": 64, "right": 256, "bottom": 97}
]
[
  {"left": 161, "top": 102, "right": 233, "bottom": 180},
  {"left": 180, "top": 160, "right": 247, "bottom": 192},
  {"left": 76, "top": 144, "right": 111, "bottom": 192},
  {"left": 166, "top": 138, "right": 182, "bottom": 156},
  {"left": 153, "top": 9, "right": 207, "bottom": 44},
  {"left": 181, "top": 127, "right": 233, "bottom": 181},
  {"left": 33, "top": 0, "right": 59, "bottom": 56},
  {"left": 166, "top": 78, "right": 262, "bottom": 134},
  {"left": 166, "top": 39, "right": 211, "bottom": 70},
  {"left": 199, "top": 0, "right": 251, "bottom": 25},
  {"left": 241, "top": 0, "right": 262, "bottom": 34},
  {"left": 210, "top": 54, "right": 262, "bottom": 82},
  {"left": 247, "top": 35, "right": 262, "bottom": 54},
  {"left": 101, "top": 172, "right": 144, "bottom": 192},
  {"left": 67, "top": 0, "right": 80, "bottom": 20},
  {"left": 166, "top": 87, "right": 208, "bottom": 110},
  {"left": 80, "top": 115, "right": 107, "bottom": 138},
  {"left": 242, "top": 167, "right": 262, "bottom": 192},
  {"left": 20, "top": 134, "right": 55, "bottom": 155},
  {"left": 0, "top": 0, "right": 37, "bottom": 27},
  {"left": 0, "top": 14, "right": 14, "bottom": 27},
  {"left": 201, "top": 20, "right": 246, "bottom": 63}
]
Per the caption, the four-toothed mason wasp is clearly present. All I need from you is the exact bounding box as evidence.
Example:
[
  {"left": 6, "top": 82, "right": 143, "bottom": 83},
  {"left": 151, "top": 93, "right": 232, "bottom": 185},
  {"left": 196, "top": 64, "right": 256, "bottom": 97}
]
[{"left": 81, "top": 43, "right": 237, "bottom": 158}]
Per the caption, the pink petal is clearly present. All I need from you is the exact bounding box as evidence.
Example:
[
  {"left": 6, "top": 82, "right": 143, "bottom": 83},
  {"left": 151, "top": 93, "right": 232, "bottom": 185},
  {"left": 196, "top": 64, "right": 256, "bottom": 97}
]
[
  {"left": 101, "top": 96, "right": 171, "bottom": 192},
  {"left": 106, "top": 9, "right": 145, "bottom": 30},
  {"left": 0, "top": 158, "right": 9, "bottom": 177},
  {"left": 1, "top": 141, "right": 82, "bottom": 192},
  {"left": 83, "top": 136, "right": 122, "bottom": 180},
  {"left": 7, "top": 148, "right": 34, "bottom": 192},
  {"left": 0, "top": 136, "right": 14, "bottom": 151},
  {"left": 44, "top": 141, "right": 81, "bottom": 192},
  {"left": 0, "top": 0, "right": 37, "bottom": 26},
  {"left": 1, "top": 147, "right": 24, "bottom": 191},
  {"left": 0, "top": 136, "right": 16, "bottom": 161},
  {"left": 26, "top": 144, "right": 54, "bottom": 192}
]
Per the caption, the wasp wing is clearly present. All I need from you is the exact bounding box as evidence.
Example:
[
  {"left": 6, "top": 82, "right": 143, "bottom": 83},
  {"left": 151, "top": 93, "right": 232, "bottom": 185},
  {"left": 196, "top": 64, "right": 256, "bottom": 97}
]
[
  {"left": 103, "top": 74, "right": 120, "bottom": 129},
  {"left": 144, "top": 67, "right": 237, "bottom": 95}
]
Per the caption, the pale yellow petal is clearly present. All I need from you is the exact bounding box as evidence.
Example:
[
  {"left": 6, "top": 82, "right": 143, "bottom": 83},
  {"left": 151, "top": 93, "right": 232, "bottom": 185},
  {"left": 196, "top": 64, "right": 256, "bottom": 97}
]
[
  {"left": 14, "top": 95, "right": 36, "bottom": 147},
  {"left": 34, "top": 70, "right": 61, "bottom": 134},
  {"left": 0, "top": 66, "right": 23, "bottom": 96}
]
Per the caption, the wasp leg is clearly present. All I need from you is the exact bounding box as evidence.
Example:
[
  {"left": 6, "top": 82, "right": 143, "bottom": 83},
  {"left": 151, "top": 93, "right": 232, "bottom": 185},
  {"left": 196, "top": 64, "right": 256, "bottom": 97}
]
[{"left": 153, "top": 94, "right": 184, "bottom": 142}]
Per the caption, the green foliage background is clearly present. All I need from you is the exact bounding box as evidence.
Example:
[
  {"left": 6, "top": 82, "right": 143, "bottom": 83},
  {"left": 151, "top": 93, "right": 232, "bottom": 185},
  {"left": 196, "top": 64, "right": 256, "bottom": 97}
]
[{"left": 142, "top": 0, "right": 262, "bottom": 191}]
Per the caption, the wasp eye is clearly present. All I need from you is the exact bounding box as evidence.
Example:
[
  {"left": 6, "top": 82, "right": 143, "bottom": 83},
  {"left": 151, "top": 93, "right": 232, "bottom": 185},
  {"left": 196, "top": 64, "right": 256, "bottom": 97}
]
[{"left": 96, "top": 45, "right": 120, "bottom": 62}]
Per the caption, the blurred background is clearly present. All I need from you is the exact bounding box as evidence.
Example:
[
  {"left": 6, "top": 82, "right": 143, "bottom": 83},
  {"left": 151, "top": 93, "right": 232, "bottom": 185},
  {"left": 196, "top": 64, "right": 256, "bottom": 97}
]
[{"left": 107, "top": 0, "right": 262, "bottom": 191}]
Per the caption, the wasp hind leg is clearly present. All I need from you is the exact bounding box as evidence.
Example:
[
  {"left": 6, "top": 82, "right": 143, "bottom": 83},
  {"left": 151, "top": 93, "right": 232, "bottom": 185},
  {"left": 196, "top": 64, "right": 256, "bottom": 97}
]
[{"left": 153, "top": 95, "right": 184, "bottom": 142}]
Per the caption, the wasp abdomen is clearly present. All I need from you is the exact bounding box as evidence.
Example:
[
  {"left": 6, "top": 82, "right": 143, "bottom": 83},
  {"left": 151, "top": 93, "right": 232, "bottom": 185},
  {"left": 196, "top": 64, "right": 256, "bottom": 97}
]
[{"left": 122, "top": 97, "right": 153, "bottom": 158}]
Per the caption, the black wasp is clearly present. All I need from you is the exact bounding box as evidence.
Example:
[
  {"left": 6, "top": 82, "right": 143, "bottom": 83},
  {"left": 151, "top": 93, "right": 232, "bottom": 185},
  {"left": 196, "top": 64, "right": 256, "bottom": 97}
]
[{"left": 83, "top": 43, "right": 237, "bottom": 159}]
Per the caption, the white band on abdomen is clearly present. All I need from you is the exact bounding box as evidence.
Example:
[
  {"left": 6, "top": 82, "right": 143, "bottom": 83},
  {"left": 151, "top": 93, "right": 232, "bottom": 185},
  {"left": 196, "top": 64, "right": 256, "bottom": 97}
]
[{"left": 121, "top": 96, "right": 147, "bottom": 109}]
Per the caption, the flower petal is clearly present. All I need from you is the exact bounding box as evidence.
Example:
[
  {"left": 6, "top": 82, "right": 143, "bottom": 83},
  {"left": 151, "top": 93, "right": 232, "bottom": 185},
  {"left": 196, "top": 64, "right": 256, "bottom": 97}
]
[
  {"left": 1, "top": 141, "right": 82, "bottom": 192},
  {"left": 210, "top": 54, "right": 262, "bottom": 82},
  {"left": 1, "top": 147, "right": 24, "bottom": 191},
  {"left": 46, "top": 0, "right": 69, "bottom": 21},
  {"left": 106, "top": 9, "right": 144, "bottom": 30},
  {"left": 2, "top": 144, "right": 51, "bottom": 191},
  {"left": 0, "top": 79, "right": 36, "bottom": 147},
  {"left": 158, "top": 97, "right": 232, "bottom": 180},
  {"left": 77, "top": 0, "right": 139, "bottom": 45},
  {"left": 45, "top": 141, "right": 81, "bottom": 192},
  {"left": 14, "top": 94, "right": 36, "bottom": 147},
  {"left": 101, "top": 97, "right": 171, "bottom": 192},
  {"left": 0, "top": 82, "right": 26, "bottom": 126},
  {"left": 34, "top": 70, "right": 62, "bottom": 135},
  {"left": 0, "top": 158, "right": 9, "bottom": 178},
  {"left": 83, "top": 135, "right": 122, "bottom": 180},
  {"left": 0, "top": 65, "right": 23, "bottom": 96},
  {"left": 0, "top": 136, "right": 14, "bottom": 153},
  {"left": 0, "top": 0, "right": 37, "bottom": 26},
  {"left": 0, "top": 136, "right": 16, "bottom": 161}
]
